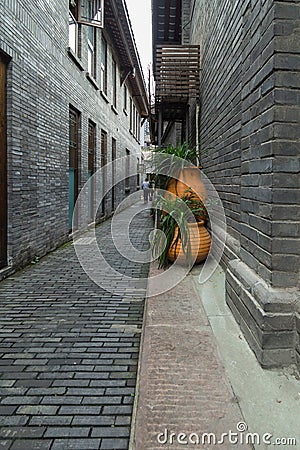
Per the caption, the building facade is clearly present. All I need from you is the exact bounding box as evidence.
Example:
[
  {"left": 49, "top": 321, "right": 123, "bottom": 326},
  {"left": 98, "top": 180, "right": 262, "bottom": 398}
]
[
  {"left": 0, "top": 0, "right": 148, "bottom": 278},
  {"left": 151, "top": 0, "right": 300, "bottom": 368}
]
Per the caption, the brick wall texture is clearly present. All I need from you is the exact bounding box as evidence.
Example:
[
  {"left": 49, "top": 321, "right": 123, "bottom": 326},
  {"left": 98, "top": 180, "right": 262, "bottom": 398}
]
[
  {"left": 187, "top": 0, "right": 300, "bottom": 368},
  {"left": 0, "top": 0, "right": 144, "bottom": 275}
]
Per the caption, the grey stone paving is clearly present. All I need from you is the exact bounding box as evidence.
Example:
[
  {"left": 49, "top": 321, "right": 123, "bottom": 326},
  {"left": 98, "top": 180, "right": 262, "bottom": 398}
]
[{"left": 0, "top": 203, "right": 153, "bottom": 450}]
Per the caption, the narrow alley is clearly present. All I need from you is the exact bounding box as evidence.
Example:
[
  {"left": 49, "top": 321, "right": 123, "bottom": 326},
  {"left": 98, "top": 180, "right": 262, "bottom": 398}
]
[{"left": 0, "top": 0, "right": 299, "bottom": 449}]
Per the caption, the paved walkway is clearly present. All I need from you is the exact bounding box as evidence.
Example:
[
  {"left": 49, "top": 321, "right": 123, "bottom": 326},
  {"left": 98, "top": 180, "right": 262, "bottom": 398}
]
[
  {"left": 132, "top": 265, "right": 251, "bottom": 450},
  {"left": 0, "top": 203, "right": 153, "bottom": 450},
  {"left": 131, "top": 263, "right": 300, "bottom": 450}
]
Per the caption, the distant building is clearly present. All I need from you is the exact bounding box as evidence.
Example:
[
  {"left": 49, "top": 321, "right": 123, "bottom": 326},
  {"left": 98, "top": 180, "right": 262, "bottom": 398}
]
[
  {"left": 0, "top": 0, "right": 148, "bottom": 277},
  {"left": 151, "top": 0, "right": 300, "bottom": 369},
  {"left": 143, "top": 119, "right": 151, "bottom": 146}
]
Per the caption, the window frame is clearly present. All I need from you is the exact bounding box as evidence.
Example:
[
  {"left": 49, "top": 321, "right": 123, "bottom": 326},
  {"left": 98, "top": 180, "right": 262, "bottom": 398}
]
[
  {"left": 69, "top": 10, "right": 80, "bottom": 56},
  {"left": 100, "top": 35, "right": 107, "bottom": 95},
  {"left": 112, "top": 58, "right": 117, "bottom": 109},
  {"left": 69, "top": 0, "right": 104, "bottom": 29},
  {"left": 69, "top": 106, "right": 81, "bottom": 230},
  {"left": 129, "top": 97, "right": 133, "bottom": 132},
  {"left": 123, "top": 85, "right": 127, "bottom": 112},
  {"left": 133, "top": 104, "right": 136, "bottom": 137},
  {"left": 87, "top": 26, "right": 96, "bottom": 79}
]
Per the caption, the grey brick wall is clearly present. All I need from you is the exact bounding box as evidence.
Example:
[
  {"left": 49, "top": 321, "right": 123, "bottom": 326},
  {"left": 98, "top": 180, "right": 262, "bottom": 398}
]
[
  {"left": 189, "top": 0, "right": 300, "bottom": 368},
  {"left": 0, "top": 0, "right": 144, "bottom": 275}
]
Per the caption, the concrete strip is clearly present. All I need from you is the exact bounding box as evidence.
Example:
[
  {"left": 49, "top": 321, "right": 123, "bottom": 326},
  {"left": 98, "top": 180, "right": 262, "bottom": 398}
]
[{"left": 193, "top": 265, "right": 300, "bottom": 449}]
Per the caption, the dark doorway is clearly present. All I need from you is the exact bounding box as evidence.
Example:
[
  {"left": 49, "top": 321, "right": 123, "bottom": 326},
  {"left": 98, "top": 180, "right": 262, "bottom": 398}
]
[
  {"left": 88, "top": 121, "right": 96, "bottom": 222},
  {"left": 69, "top": 107, "right": 80, "bottom": 230},
  {"left": 100, "top": 130, "right": 107, "bottom": 216}
]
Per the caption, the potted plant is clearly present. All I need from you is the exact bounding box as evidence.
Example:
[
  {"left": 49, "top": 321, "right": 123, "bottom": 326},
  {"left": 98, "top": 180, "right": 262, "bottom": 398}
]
[
  {"left": 152, "top": 194, "right": 211, "bottom": 269},
  {"left": 152, "top": 142, "right": 207, "bottom": 202}
]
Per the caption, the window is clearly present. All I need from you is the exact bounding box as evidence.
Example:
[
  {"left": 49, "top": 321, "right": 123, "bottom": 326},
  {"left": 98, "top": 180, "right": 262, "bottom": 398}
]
[
  {"left": 88, "top": 121, "right": 96, "bottom": 175},
  {"left": 138, "top": 113, "right": 140, "bottom": 140},
  {"left": 101, "top": 36, "right": 107, "bottom": 94},
  {"left": 129, "top": 97, "right": 132, "bottom": 131},
  {"left": 69, "top": 0, "right": 104, "bottom": 28},
  {"left": 133, "top": 104, "right": 136, "bottom": 136},
  {"left": 112, "top": 59, "right": 117, "bottom": 108},
  {"left": 135, "top": 109, "right": 138, "bottom": 138},
  {"left": 87, "top": 26, "right": 96, "bottom": 78},
  {"left": 124, "top": 85, "right": 127, "bottom": 111},
  {"left": 69, "top": 10, "right": 79, "bottom": 55},
  {"left": 137, "top": 157, "right": 140, "bottom": 189},
  {"left": 125, "top": 149, "right": 130, "bottom": 191}
]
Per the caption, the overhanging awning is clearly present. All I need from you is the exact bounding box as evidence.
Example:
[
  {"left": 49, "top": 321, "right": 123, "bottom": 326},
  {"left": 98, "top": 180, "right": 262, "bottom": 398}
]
[{"left": 155, "top": 45, "right": 200, "bottom": 104}]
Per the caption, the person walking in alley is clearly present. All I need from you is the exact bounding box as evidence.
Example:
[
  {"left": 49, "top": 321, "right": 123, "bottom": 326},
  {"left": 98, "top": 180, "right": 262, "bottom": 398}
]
[
  {"left": 142, "top": 178, "right": 150, "bottom": 203},
  {"left": 149, "top": 178, "right": 155, "bottom": 201}
]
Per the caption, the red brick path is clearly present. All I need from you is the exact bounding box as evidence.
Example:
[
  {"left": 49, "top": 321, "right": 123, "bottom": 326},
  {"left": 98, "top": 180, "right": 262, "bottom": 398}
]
[{"left": 132, "top": 266, "right": 251, "bottom": 450}]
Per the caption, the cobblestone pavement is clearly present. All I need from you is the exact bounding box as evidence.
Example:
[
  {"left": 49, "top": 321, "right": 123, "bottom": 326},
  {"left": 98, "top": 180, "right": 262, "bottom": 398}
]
[
  {"left": 132, "top": 266, "right": 252, "bottom": 450},
  {"left": 0, "top": 203, "right": 153, "bottom": 450}
]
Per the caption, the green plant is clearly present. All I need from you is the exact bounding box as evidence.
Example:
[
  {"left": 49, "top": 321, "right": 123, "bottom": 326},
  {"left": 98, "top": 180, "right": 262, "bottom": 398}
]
[
  {"left": 152, "top": 142, "right": 199, "bottom": 189},
  {"left": 31, "top": 256, "right": 39, "bottom": 265},
  {"left": 153, "top": 142, "right": 199, "bottom": 163},
  {"left": 181, "top": 188, "right": 208, "bottom": 222},
  {"left": 151, "top": 194, "right": 206, "bottom": 269}
]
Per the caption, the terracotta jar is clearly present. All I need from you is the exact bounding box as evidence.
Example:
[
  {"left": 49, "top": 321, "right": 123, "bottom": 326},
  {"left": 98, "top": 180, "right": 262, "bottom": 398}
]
[
  {"left": 167, "top": 167, "right": 207, "bottom": 202},
  {"left": 167, "top": 220, "right": 211, "bottom": 265}
]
